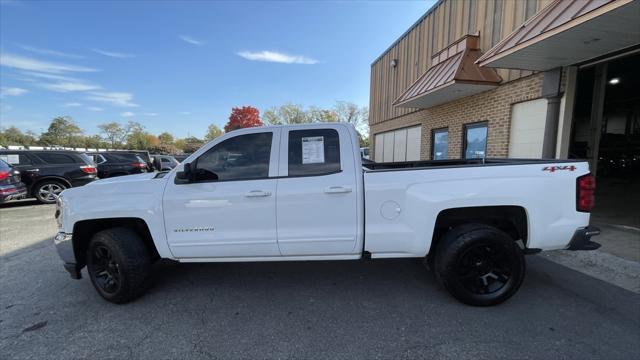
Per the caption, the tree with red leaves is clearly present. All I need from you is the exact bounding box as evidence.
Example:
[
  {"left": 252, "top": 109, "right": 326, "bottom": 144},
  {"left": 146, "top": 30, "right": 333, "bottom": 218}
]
[{"left": 223, "top": 106, "right": 263, "bottom": 132}]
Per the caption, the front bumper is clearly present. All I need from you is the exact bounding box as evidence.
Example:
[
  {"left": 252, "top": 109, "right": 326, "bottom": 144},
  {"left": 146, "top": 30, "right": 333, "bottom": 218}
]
[
  {"left": 566, "top": 226, "right": 601, "bottom": 251},
  {"left": 54, "top": 232, "right": 81, "bottom": 279}
]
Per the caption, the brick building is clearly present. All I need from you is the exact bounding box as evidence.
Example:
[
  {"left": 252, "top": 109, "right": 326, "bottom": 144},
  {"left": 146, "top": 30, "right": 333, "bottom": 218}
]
[{"left": 368, "top": 0, "right": 640, "bottom": 176}]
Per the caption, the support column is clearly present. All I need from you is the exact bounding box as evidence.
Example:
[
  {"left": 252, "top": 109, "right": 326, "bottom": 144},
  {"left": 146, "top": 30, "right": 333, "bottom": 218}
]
[
  {"left": 541, "top": 68, "right": 562, "bottom": 159},
  {"left": 588, "top": 63, "right": 607, "bottom": 175}
]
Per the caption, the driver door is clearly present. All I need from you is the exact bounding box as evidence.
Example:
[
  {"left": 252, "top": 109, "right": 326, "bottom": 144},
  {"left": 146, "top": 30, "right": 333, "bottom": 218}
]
[{"left": 163, "top": 129, "right": 280, "bottom": 259}]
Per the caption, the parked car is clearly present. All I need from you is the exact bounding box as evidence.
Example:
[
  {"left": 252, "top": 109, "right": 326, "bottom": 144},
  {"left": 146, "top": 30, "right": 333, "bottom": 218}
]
[
  {"left": 0, "top": 159, "right": 27, "bottom": 203},
  {"left": 151, "top": 155, "right": 179, "bottom": 171},
  {"left": 86, "top": 152, "right": 148, "bottom": 178},
  {"left": 360, "top": 147, "right": 370, "bottom": 159},
  {"left": 173, "top": 154, "right": 191, "bottom": 162},
  {"left": 0, "top": 150, "right": 97, "bottom": 204},
  {"left": 124, "top": 150, "right": 154, "bottom": 171},
  {"left": 54, "top": 123, "right": 599, "bottom": 305}
]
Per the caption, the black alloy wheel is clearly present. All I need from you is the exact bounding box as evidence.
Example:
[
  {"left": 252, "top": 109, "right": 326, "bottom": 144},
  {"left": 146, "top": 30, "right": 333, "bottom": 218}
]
[{"left": 90, "top": 245, "right": 122, "bottom": 295}]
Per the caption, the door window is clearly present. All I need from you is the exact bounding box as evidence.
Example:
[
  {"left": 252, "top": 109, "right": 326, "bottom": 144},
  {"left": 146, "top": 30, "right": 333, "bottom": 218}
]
[
  {"left": 35, "top": 152, "right": 78, "bottom": 164},
  {"left": 288, "top": 129, "right": 340, "bottom": 176},
  {"left": 432, "top": 128, "right": 448, "bottom": 160},
  {"left": 464, "top": 122, "right": 488, "bottom": 159},
  {"left": 194, "top": 132, "right": 272, "bottom": 181}
]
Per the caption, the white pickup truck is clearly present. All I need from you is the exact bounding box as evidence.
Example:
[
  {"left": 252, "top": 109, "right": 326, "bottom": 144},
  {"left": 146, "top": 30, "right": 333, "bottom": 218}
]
[{"left": 54, "top": 123, "right": 600, "bottom": 306}]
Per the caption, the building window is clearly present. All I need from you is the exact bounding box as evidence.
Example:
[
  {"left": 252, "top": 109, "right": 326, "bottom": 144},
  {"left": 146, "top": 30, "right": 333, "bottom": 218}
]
[
  {"left": 432, "top": 128, "right": 448, "bottom": 160},
  {"left": 374, "top": 125, "right": 421, "bottom": 162},
  {"left": 464, "top": 122, "right": 488, "bottom": 159}
]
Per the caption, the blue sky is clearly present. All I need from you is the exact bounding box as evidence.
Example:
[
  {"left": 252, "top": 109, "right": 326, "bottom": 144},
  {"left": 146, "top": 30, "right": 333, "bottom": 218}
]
[{"left": 0, "top": 0, "right": 435, "bottom": 138}]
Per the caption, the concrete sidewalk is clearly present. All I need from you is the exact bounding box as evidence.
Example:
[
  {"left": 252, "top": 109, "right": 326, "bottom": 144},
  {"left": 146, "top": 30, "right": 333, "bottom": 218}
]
[{"left": 542, "top": 222, "right": 640, "bottom": 294}]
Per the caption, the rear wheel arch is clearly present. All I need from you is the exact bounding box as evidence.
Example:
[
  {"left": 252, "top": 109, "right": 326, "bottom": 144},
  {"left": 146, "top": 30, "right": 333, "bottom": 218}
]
[
  {"left": 72, "top": 217, "right": 160, "bottom": 269},
  {"left": 430, "top": 206, "right": 529, "bottom": 254}
]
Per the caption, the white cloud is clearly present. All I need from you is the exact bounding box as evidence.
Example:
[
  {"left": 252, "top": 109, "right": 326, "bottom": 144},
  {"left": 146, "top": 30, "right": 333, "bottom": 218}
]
[
  {"left": 237, "top": 50, "right": 318, "bottom": 64},
  {"left": 92, "top": 49, "right": 135, "bottom": 59},
  {"left": 62, "top": 102, "right": 83, "bottom": 107},
  {"left": 121, "top": 111, "right": 135, "bottom": 117},
  {"left": 178, "top": 111, "right": 191, "bottom": 115},
  {"left": 87, "top": 107, "right": 104, "bottom": 111},
  {"left": 0, "top": 86, "right": 28, "bottom": 97},
  {"left": 0, "top": 53, "right": 99, "bottom": 73},
  {"left": 19, "top": 44, "right": 85, "bottom": 59},
  {"left": 39, "top": 81, "right": 101, "bottom": 92},
  {"left": 179, "top": 35, "right": 204, "bottom": 46},
  {"left": 88, "top": 91, "right": 138, "bottom": 107},
  {"left": 143, "top": 112, "right": 158, "bottom": 116}
]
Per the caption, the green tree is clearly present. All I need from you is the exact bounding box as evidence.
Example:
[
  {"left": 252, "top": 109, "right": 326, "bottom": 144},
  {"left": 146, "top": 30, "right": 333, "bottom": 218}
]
[
  {"left": 333, "top": 101, "right": 369, "bottom": 138},
  {"left": 98, "top": 122, "right": 126, "bottom": 148},
  {"left": 125, "top": 122, "right": 152, "bottom": 149},
  {"left": 263, "top": 103, "right": 310, "bottom": 125},
  {"left": 204, "top": 124, "right": 223, "bottom": 141},
  {"left": 307, "top": 106, "right": 338, "bottom": 123},
  {"left": 158, "top": 132, "right": 174, "bottom": 145},
  {"left": 0, "top": 126, "right": 38, "bottom": 146},
  {"left": 39, "top": 116, "right": 83, "bottom": 147},
  {"left": 181, "top": 136, "right": 205, "bottom": 153}
]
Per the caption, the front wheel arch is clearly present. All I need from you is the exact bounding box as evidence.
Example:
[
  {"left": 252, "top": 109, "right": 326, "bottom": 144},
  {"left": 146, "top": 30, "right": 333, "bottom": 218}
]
[{"left": 72, "top": 218, "right": 160, "bottom": 269}]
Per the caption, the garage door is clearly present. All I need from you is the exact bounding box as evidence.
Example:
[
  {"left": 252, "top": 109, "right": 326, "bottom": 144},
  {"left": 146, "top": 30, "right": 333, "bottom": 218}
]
[
  {"left": 509, "top": 98, "right": 547, "bottom": 158},
  {"left": 374, "top": 125, "right": 421, "bottom": 162}
]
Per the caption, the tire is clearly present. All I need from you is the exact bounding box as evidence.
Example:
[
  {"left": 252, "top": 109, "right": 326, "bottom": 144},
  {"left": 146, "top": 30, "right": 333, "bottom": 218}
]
[
  {"left": 434, "top": 224, "right": 525, "bottom": 306},
  {"left": 34, "top": 180, "right": 67, "bottom": 204},
  {"left": 86, "top": 227, "right": 152, "bottom": 304}
]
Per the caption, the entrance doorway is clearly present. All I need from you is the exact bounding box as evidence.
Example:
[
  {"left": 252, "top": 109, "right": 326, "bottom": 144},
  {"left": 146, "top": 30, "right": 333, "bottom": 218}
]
[{"left": 570, "top": 52, "right": 640, "bottom": 227}]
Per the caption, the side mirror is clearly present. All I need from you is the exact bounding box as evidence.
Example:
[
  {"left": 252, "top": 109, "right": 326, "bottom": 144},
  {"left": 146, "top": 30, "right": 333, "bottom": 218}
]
[{"left": 176, "top": 162, "right": 193, "bottom": 181}]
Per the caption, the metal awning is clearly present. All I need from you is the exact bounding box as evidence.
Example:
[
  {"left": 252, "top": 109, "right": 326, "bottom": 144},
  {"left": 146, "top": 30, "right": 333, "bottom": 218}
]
[
  {"left": 394, "top": 35, "right": 501, "bottom": 109},
  {"left": 477, "top": 0, "right": 640, "bottom": 71}
]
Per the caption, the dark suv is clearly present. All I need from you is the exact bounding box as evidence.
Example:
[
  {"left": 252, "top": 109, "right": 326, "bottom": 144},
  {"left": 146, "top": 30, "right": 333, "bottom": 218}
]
[
  {"left": 0, "top": 150, "right": 97, "bottom": 204},
  {"left": 86, "top": 152, "right": 148, "bottom": 178}
]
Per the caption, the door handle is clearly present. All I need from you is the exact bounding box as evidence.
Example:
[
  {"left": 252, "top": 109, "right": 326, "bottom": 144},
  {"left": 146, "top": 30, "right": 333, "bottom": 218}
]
[
  {"left": 25, "top": 169, "right": 40, "bottom": 172},
  {"left": 244, "top": 190, "right": 272, "bottom": 197},
  {"left": 324, "top": 186, "right": 352, "bottom": 194}
]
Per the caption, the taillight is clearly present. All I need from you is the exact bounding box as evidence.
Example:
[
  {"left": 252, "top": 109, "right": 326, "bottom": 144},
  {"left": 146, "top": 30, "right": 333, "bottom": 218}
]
[
  {"left": 0, "top": 171, "right": 9, "bottom": 181},
  {"left": 80, "top": 165, "right": 97, "bottom": 174},
  {"left": 577, "top": 173, "right": 595, "bottom": 212},
  {"left": 132, "top": 162, "right": 147, "bottom": 169}
]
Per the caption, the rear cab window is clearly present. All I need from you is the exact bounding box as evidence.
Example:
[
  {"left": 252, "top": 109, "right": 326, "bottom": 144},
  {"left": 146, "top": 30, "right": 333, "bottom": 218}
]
[{"left": 287, "top": 129, "right": 341, "bottom": 176}]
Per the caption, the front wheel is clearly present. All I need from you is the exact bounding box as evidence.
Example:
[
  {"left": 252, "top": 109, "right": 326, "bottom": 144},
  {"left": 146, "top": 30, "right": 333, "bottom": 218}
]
[
  {"left": 434, "top": 224, "right": 525, "bottom": 306},
  {"left": 86, "top": 228, "right": 152, "bottom": 304}
]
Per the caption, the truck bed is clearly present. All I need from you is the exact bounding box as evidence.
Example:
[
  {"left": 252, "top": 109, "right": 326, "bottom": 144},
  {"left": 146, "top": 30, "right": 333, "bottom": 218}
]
[{"left": 363, "top": 158, "right": 584, "bottom": 171}]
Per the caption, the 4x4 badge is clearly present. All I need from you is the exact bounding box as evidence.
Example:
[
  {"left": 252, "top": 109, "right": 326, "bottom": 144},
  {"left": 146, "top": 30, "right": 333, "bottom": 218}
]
[{"left": 543, "top": 165, "right": 576, "bottom": 172}]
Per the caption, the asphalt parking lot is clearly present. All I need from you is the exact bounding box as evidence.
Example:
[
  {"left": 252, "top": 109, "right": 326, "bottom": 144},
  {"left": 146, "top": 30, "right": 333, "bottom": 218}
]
[{"left": 1, "top": 201, "right": 639, "bottom": 360}]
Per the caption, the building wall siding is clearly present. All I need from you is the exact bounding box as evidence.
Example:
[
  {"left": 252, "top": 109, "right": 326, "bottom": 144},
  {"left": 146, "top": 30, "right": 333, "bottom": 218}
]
[
  {"left": 370, "top": 0, "right": 550, "bottom": 126},
  {"left": 370, "top": 73, "right": 544, "bottom": 161}
]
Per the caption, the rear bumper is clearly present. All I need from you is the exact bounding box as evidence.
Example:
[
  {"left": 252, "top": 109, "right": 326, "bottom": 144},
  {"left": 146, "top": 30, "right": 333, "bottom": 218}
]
[
  {"left": 0, "top": 184, "right": 27, "bottom": 202},
  {"left": 566, "top": 226, "right": 601, "bottom": 251}
]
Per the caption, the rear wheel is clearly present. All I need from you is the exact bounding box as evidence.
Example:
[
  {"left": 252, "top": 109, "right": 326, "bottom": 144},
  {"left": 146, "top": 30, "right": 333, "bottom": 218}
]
[
  {"left": 434, "top": 224, "right": 525, "bottom": 306},
  {"left": 34, "top": 180, "right": 66, "bottom": 204},
  {"left": 86, "top": 228, "right": 152, "bottom": 304}
]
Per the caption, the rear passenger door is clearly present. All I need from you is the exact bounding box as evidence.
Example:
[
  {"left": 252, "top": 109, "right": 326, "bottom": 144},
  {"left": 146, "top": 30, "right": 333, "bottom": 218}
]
[{"left": 276, "top": 126, "right": 359, "bottom": 256}]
